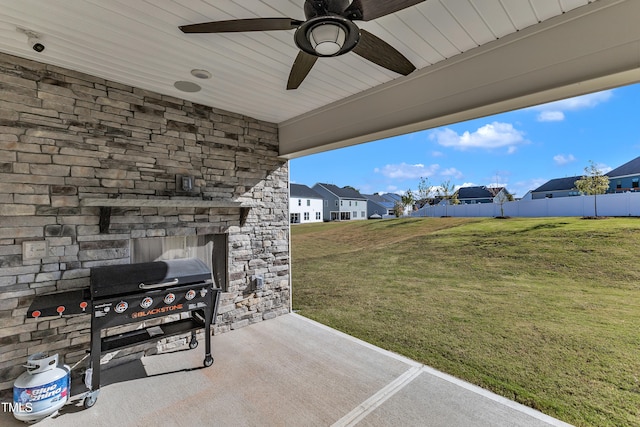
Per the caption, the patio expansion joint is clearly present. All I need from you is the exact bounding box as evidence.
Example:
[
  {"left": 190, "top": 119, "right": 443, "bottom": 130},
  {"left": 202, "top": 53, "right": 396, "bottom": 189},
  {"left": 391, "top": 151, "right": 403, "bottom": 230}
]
[{"left": 331, "top": 365, "right": 423, "bottom": 427}]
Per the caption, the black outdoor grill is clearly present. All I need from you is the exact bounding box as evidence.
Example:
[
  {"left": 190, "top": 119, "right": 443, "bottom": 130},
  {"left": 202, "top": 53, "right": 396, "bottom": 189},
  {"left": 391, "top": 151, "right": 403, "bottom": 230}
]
[{"left": 27, "top": 258, "right": 221, "bottom": 408}]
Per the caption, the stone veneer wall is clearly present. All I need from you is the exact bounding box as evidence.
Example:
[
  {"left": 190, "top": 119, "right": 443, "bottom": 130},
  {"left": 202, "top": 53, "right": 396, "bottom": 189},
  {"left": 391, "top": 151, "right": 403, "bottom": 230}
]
[{"left": 0, "top": 52, "right": 290, "bottom": 391}]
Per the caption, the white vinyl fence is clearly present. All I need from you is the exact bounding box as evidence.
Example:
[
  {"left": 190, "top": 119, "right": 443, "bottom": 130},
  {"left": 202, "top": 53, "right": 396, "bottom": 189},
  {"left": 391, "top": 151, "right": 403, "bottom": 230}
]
[{"left": 413, "top": 192, "right": 640, "bottom": 218}]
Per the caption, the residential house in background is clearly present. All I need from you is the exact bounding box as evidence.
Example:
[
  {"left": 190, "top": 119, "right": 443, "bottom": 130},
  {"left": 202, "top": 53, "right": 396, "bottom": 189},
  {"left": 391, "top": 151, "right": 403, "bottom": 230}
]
[
  {"left": 529, "top": 156, "right": 640, "bottom": 200},
  {"left": 530, "top": 176, "right": 582, "bottom": 199},
  {"left": 363, "top": 193, "right": 397, "bottom": 218},
  {"left": 313, "top": 183, "right": 367, "bottom": 221},
  {"left": 456, "top": 186, "right": 511, "bottom": 204},
  {"left": 607, "top": 156, "right": 640, "bottom": 193},
  {"left": 290, "top": 184, "right": 324, "bottom": 224}
]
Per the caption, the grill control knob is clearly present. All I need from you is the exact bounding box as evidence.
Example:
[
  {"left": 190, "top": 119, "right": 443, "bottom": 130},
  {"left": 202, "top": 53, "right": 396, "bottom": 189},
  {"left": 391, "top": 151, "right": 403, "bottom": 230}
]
[
  {"left": 185, "top": 290, "right": 196, "bottom": 301},
  {"left": 140, "top": 297, "right": 153, "bottom": 309},
  {"left": 164, "top": 293, "right": 176, "bottom": 304},
  {"left": 115, "top": 301, "right": 128, "bottom": 314}
]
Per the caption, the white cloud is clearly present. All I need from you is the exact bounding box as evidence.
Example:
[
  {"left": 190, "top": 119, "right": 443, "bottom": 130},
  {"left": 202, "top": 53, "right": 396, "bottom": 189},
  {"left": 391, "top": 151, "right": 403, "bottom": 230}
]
[
  {"left": 538, "top": 111, "right": 565, "bottom": 122},
  {"left": 533, "top": 90, "right": 613, "bottom": 122},
  {"left": 441, "top": 167, "right": 464, "bottom": 179},
  {"left": 554, "top": 154, "right": 576, "bottom": 165},
  {"left": 431, "top": 151, "right": 444, "bottom": 157},
  {"left": 374, "top": 163, "right": 439, "bottom": 180},
  {"left": 429, "top": 122, "right": 526, "bottom": 152}
]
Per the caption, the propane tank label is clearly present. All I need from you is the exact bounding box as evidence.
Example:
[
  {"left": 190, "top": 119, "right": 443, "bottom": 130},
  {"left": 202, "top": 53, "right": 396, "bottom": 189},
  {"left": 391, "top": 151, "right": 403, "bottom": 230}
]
[{"left": 13, "top": 376, "right": 69, "bottom": 413}]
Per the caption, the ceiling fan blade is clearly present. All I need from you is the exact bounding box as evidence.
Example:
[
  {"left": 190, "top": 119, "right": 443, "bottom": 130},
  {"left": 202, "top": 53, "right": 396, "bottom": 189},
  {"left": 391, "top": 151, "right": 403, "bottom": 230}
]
[
  {"left": 180, "top": 18, "right": 302, "bottom": 34},
  {"left": 344, "top": 0, "right": 426, "bottom": 21},
  {"left": 287, "top": 51, "right": 318, "bottom": 90},
  {"left": 352, "top": 29, "right": 416, "bottom": 76}
]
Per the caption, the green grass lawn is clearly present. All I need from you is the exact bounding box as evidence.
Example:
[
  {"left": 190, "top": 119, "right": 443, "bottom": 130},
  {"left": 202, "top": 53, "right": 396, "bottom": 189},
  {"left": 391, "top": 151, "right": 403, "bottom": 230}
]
[{"left": 291, "top": 217, "right": 640, "bottom": 427}]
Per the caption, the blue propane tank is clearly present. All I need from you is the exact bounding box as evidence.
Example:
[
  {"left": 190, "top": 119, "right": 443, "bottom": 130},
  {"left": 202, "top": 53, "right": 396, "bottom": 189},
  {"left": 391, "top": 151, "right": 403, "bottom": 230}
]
[{"left": 13, "top": 353, "right": 70, "bottom": 423}]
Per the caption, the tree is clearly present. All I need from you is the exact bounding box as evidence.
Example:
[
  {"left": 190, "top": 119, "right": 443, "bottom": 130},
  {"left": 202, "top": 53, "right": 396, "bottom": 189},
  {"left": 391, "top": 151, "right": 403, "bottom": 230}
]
[
  {"left": 491, "top": 171, "right": 512, "bottom": 218},
  {"left": 493, "top": 188, "right": 514, "bottom": 218},
  {"left": 401, "top": 189, "right": 415, "bottom": 216},
  {"left": 416, "top": 176, "right": 432, "bottom": 209},
  {"left": 437, "top": 180, "right": 457, "bottom": 216},
  {"left": 574, "top": 160, "right": 610, "bottom": 217},
  {"left": 393, "top": 201, "right": 404, "bottom": 218}
]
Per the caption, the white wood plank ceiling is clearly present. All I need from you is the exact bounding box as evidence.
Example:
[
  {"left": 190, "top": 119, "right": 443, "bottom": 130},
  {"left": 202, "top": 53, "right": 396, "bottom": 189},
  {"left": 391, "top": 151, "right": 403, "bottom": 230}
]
[{"left": 0, "top": 0, "right": 594, "bottom": 125}]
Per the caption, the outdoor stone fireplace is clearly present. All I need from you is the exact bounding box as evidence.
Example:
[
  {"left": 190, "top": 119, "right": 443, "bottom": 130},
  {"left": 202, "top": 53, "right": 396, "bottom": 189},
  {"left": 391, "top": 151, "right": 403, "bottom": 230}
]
[{"left": 0, "top": 52, "right": 290, "bottom": 391}]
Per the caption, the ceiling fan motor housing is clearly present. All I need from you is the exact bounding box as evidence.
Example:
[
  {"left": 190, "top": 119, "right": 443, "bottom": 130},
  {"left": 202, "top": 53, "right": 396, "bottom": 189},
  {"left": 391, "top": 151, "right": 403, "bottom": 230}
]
[{"left": 303, "top": 0, "right": 351, "bottom": 19}]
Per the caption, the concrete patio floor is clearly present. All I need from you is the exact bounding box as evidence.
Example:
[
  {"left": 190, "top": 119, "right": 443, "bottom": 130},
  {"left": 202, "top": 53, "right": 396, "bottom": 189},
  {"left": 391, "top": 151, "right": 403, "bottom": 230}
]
[{"left": 1, "top": 313, "right": 572, "bottom": 426}]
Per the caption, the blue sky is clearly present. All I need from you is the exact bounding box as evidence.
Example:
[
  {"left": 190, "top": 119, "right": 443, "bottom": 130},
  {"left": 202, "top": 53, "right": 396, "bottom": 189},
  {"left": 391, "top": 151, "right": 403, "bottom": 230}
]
[{"left": 290, "top": 82, "right": 640, "bottom": 198}]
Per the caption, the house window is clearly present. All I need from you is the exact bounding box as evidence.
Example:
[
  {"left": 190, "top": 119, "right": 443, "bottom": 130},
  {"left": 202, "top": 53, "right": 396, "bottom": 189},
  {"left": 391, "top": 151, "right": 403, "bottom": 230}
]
[
  {"left": 617, "top": 180, "right": 622, "bottom": 189},
  {"left": 335, "top": 200, "right": 338, "bottom": 207},
  {"left": 290, "top": 213, "right": 300, "bottom": 224},
  {"left": 633, "top": 178, "right": 639, "bottom": 188},
  {"left": 316, "top": 212, "right": 321, "bottom": 220},
  {"left": 349, "top": 201, "right": 352, "bottom": 206},
  {"left": 307, "top": 200, "right": 310, "bottom": 206},
  {"left": 361, "top": 211, "right": 365, "bottom": 218},
  {"left": 341, "top": 212, "right": 351, "bottom": 220},
  {"left": 324, "top": 200, "right": 328, "bottom": 207},
  {"left": 353, "top": 211, "right": 357, "bottom": 218},
  {"left": 298, "top": 199, "right": 301, "bottom": 206},
  {"left": 340, "top": 201, "right": 343, "bottom": 207},
  {"left": 304, "top": 212, "right": 309, "bottom": 221}
]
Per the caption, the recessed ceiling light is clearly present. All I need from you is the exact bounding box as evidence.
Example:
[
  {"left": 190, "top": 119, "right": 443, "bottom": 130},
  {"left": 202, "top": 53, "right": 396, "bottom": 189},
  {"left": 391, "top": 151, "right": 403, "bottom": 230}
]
[
  {"left": 191, "top": 69, "right": 212, "bottom": 79},
  {"left": 174, "top": 80, "right": 201, "bottom": 93}
]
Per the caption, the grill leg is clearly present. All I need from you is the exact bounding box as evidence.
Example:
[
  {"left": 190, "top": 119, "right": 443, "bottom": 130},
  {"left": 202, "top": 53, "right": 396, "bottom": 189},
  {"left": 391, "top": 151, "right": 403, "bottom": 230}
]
[
  {"left": 84, "top": 315, "right": 101, "bottom": 408},
  {"left": 202, "top": 289, "right": 215, "bottom": 367},
  {"left": 90, "top": 318, "right": 101, "bottom": 392},
  {"left": 203, "top": 320, "right": 213, "bottom": 367}
]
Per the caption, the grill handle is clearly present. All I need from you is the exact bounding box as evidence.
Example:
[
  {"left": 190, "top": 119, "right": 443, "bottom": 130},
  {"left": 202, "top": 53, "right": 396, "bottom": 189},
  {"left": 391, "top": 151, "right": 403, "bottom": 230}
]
[{"left": 138, "top": 278, "right": 179, "bottom": 290}]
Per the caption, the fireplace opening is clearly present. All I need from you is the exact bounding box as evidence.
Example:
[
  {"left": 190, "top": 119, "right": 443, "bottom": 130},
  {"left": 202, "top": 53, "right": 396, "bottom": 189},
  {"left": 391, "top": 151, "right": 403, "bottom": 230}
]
[{"left": 130, "top": 234, "right": 228, "bottom": 291}]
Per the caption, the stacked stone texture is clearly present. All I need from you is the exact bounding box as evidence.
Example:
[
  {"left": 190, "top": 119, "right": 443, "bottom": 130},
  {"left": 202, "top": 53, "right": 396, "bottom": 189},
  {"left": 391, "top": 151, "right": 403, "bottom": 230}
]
[{"left": 0, "top": 52, "right": 290, "bottom": 391}]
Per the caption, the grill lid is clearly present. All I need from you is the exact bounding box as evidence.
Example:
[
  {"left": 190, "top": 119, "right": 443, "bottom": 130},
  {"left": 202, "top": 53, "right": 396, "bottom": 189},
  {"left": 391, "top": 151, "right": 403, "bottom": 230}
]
[{"left": 90, "top": 258, "right": 211, "bottom": 298}]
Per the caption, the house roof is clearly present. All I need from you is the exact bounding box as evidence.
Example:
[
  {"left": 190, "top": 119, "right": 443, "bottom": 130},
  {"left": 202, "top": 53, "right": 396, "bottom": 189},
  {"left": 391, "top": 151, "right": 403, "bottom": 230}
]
[
  {"left": 380, "top": 193, "right": 402, "bottom": 203},
  {"left": 290, "top": 184, "right": 323, "bottom": 199},
  {"left": 456, "top": 186, "right": 503, "bottom": 199},
  {"left": 315, "top": 183, "right": 366, "bottom": 200},
  {"left": 363, "top": 194, "right": 395, "bottom": 208},
  {"left": 532, "top": 176, "right": 582, "bottom": 193},
  {"left": 606, "top": 156, "right": 640, "bottom": 178},
  {"left": 0, "top": 1, "right": 637, "bottom": 159}
]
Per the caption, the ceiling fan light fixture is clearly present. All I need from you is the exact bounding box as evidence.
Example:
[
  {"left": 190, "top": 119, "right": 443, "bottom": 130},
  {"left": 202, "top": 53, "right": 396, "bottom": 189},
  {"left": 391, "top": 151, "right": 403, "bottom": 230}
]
[
  {"left": 294, "top": 16, "right": 359, "bottom": 58},
  {"left": 309, "top": 22, "right": 346, "bottom": 56}
]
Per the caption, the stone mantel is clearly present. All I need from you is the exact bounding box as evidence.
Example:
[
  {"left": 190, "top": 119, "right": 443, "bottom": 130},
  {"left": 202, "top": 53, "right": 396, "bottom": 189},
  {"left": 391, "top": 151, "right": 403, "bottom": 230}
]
[
  {"left": 80, "top": 198, "right": 257, "bottom": 233},
  {"left": 80, "top": 198, "right": 247, "bottom": 208}
]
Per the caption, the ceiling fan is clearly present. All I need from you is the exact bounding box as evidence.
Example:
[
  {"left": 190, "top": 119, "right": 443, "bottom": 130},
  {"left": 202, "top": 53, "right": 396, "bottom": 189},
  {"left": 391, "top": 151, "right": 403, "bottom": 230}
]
[{"left": 179, "top": 0, "right": 425, "bottom": 90}]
